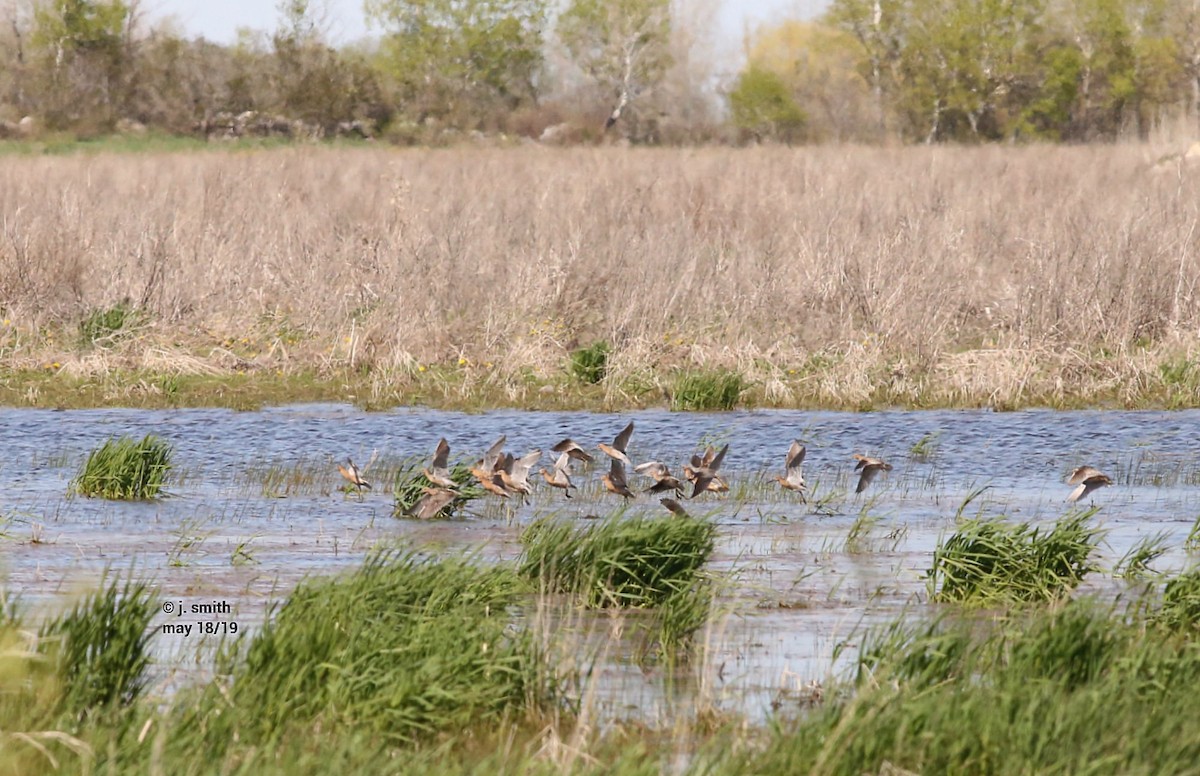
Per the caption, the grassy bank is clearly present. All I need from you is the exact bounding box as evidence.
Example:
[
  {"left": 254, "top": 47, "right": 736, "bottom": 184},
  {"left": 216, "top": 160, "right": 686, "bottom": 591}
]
[
  {"left": 0, "top": 144, "right": 1198, "bottom": 411},
  {"left": 8, "top": 515, "right": 1200, "bottom": 774}
]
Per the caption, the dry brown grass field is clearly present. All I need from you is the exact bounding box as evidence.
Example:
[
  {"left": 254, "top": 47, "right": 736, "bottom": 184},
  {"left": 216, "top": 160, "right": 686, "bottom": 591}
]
[{"left": 1, "top": 143, "right": 1199, "bottom": 409}]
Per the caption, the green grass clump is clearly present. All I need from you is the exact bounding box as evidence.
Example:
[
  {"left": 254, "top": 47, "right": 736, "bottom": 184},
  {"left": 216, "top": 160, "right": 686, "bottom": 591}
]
[
  {"left": 201, "top": 551, "right": 552, "bottom": 748},
  {"left": 670, "top": 369, "right": 745, "bottom": 411},
  {"left": 78, "top": 300, "right": 139, "bottom": 347},
  {"left": 926, "top": 511, "right": 1102, "bottom": 606},
  {"left": 519, "top": 512, "right": 716, "bottom": 608},
  {"left": 392, "top": 461, "right": 482, "bottom": 518},
  {"left": 735, "top": 600, "right": 1200, "bottom": 774},
  {"left": 1156, "top": 568, "right": 1200, "bottom": 632},
  {"left": 40, "top": 577, "right": 157, "bottom": 719},
  {"left": 70, "top": 434, "right": 173, "bottom": 500},
  {"left": 569, "top": 341, "right": 610, "bottom": 384},
  {"left": 1114, "top": 531, "right": 1170, "bottom": 580}
]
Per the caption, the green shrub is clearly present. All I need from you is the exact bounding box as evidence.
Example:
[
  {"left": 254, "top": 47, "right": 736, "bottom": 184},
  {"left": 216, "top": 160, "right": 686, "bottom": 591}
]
[
  {"left": 70, "top": 435, "right": 173, "bottom": 500},
  {"left": 569, "top": 341, "right": 610, "bottom": 384},
  {"left": 671, "top": 369, "right": 745, "bottom": 411}
]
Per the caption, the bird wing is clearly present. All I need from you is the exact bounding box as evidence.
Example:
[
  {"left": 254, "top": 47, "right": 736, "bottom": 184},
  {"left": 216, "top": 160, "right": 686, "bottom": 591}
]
[
  {"left": 856, "top": 467, "right": 880, "bottom": 493},
  {"left": 661, "top": 498, "right": 689, "bottom": 517},
  {"left": 708, "top": 444, "right": 729, "bottom": 472},
  {"left": 431, "top": 438, "right": 450, "bottom": 469},
  {"left": 786, "top": 441, "right": 806, "bottom": 471},
  {"left": 1067, "top": 466, "right": 1101, "bottom": 485},
  {"left": 608, "top": 458, "right": 628, "bottom": 488},
  {"left": 553, "top": 451, "right": 572, "bottom": 475},
  {"left": 612, "top": 420, "right": 635, "bottom": 453},
  {"left": 480, "top": 435, "right": 507, "bottom": 472},
  {"left": 634, "top": 460, "right": 668, "bottom": 479},
  {"left": 414, "top": 488, "right": 457, "bottom": 519},
  {"left": 511, "top": 449, "right": 543, "bottom": 482}
]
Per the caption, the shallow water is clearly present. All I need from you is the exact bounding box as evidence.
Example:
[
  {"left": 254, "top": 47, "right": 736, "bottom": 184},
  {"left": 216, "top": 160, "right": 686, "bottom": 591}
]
[{"left": 2, "top": 405, "right": 1198, "bottom": 721}]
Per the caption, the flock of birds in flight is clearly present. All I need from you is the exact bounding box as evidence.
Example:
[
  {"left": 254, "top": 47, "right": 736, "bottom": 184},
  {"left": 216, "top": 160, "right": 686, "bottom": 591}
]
[{"left": 335, "top": 420, "right": 1117, "bottom": 521}]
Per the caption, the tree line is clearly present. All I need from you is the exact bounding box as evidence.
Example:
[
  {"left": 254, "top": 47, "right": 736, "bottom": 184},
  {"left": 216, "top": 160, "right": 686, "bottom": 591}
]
[
  {"left": 732, "top": 0, "right": 1200, "bottom": 143},
  {"left": 1, "top": 0, "right": 1198, "bottom": 144}
]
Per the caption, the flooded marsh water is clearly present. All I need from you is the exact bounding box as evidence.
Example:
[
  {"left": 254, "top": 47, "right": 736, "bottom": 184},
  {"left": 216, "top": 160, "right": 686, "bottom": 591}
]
[{"left": 2, "top": 405, "right": 1199, "bottom": 723}]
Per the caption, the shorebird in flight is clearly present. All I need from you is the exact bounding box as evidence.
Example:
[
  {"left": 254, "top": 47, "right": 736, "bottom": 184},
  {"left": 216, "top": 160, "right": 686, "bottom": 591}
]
[
  {"left": 551, "top": 438, "right": 594, "bottom": 463},
  {"left": 422, "top": 438, "right": 458, "bottom": 489},
  {"left": 499, "top": 449, "right": 542, "bottom": 498},
  {"left": 405, "top": 487, "right": 458, "bottom": 520},
  {"left": 775, "top": 441, "right": 807, "bottom": 499},
  {"left": 598, "top": 420, "right": 634, "bottom": 467},
  {"left": 338, "top": 458, "right": 371, "bottom": 492},
  {"left": 338, "top": 450, "right": 378, "bottom": 494},
  {"left": 470, "top": 435, "right": 511, "bottom": 498},
  {"left": 540, "top": 451, "right": 577, "bottom": 498},
  {"left": 853, "top": 454, "right": 892, "bottom": 494},
  {"left": 1066, "top": 466, "right": 1113, "bottom": 503},
  {"left": 660, "top": 498, "right": 690, "bottom": 517},
  {"left": 634, "top": 460, "right": 684, "bottom": 495},
  {"left": 686, "top": 443, "right": 730, "bottom": 498},
  {"left": 602, "top": 458, "right": 636, "bottom": 499}
]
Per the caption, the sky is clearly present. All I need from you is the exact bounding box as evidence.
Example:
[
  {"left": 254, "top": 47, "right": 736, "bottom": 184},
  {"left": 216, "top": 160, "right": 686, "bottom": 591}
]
[{"left": 145, "top": 0, "right": 829, "bottom": 52}]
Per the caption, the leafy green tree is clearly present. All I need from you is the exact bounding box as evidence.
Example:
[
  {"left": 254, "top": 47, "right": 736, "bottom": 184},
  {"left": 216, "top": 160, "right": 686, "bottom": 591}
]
[
  {"left": 365, "top": 0, "right": 546, "bottom": 126},
  {"left": 557, "top": 0, "right": 671, "bottom": 133},
  {"left": 728, "top": 65, "right": 807, "bottom": 142},
  {"left": 29, "top": 0, "right": 132, "bottom": 129}
]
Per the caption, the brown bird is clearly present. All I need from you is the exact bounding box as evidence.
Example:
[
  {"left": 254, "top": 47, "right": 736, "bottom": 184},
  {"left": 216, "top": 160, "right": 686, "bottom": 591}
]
[
  {"left": 470, "top": 435, "right": 511, "bottom": 498},
  {"left": 775, "top": 441, "right": 807, "bottom": 498},
  {"left": 338, "top": 457, "right": 371, "bottom": 492},
  {"left": 422, "top": 438, "right": 457, "bottom": 489},
  {"left": 660, "top": 498, "right": 690, "bottom": 517},
  {"left": 602, "top": 458, "right": 635, "bottom": 499},
  {"left": 551, "top": 438, "right": 594, "bottom": 463},
  {"left": 498, "top": 449, "right": 542, "bottom": 496},
  {"left": 598, "top": 420, "right": 635, "bottom": 467},
  {"left": 1066, "top": 466, "right": 1113, "bottom": 503},
  {"left": 853, "top": 454, "right": 892, "bottom": 494},
  {"left": 688, "top": 444, "right": 730, "bottom": 499},
  {"left": 405, "top": 487, "right": 458, "bottom": 520},
  {"left": 540, "top": 451, "right": 576, "bottom": 497},
  {"left": 635, "top": 460, "right": 684, "bottom": 494}
]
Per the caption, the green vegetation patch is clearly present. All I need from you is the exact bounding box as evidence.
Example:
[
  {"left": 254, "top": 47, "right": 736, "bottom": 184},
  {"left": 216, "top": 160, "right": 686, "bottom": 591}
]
[
  {"left": 78, "top": 301, "right": 142, "bottom": 348},
  {"left": 1156, "top": 568, "right": 1200, "bottom": 632},
  {"left": 568, "top": 341, "right": 610, "bottom": 384},
  {"left": 40, "top": 577, "right": 158, "bottom": 719},
  {"left": 926, "top": 511, "right": 1102, "bottom": 606},
  {"left": 519, "top": 512, "right": 716, "bottom": 608},
  {"left": 204, "top": 552, "right": 552, "bottom": 748},
  {"left": 670, "top": 369, "right": 746, "bottom": 411},
  {"left": 70, "top": 434, "right": 173, "bottom": 500},
  {"left": 736, "top": 601, "right": 1200, "bottom": 774}
]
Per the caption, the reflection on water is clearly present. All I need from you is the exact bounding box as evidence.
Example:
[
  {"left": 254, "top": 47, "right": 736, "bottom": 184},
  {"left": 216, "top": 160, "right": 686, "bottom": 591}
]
[{"left": 1, "top": 404, "right": 1198, "bottom": 721}]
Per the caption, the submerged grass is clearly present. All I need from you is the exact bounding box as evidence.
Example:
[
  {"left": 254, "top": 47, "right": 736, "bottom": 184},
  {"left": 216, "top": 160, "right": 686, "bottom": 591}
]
[
  {"left": 926, "top": 510, "right": 1103, "bottom": 606},
  {"left": 518, "top": 511, "right": 717, "bottom": 609},
  {"left": 69, "top": 435, "right": 172, "bottom": 500}
]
